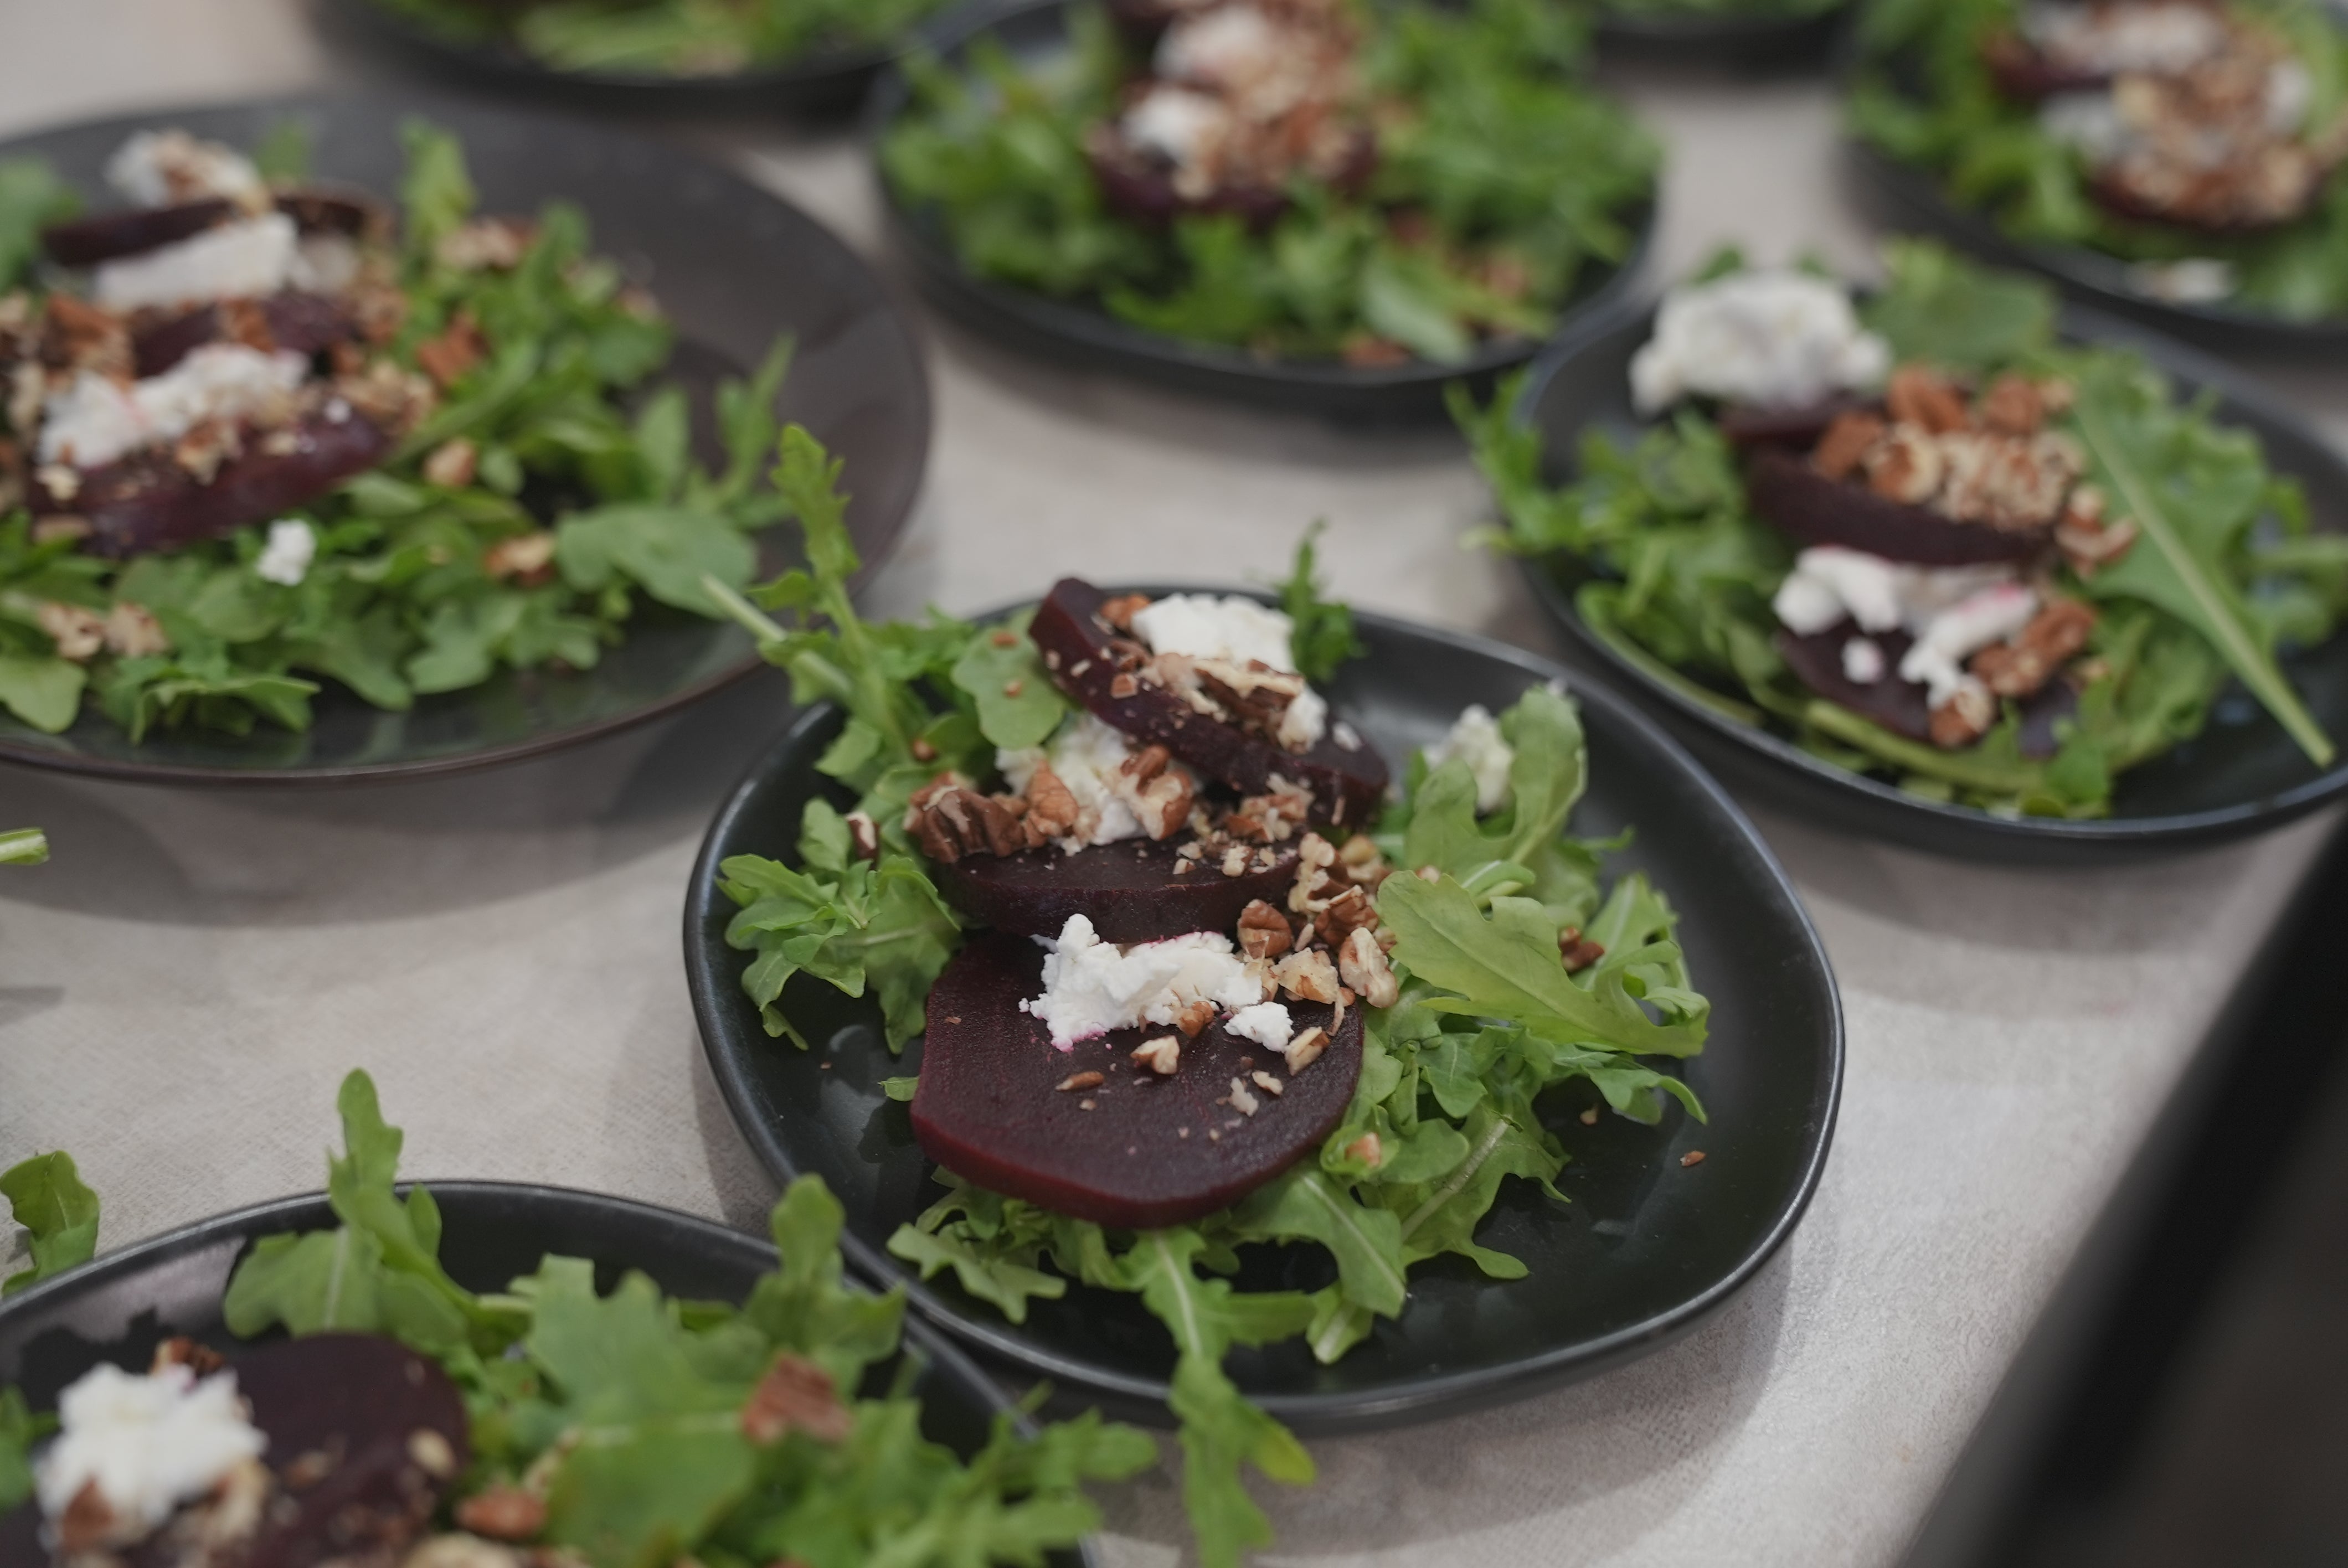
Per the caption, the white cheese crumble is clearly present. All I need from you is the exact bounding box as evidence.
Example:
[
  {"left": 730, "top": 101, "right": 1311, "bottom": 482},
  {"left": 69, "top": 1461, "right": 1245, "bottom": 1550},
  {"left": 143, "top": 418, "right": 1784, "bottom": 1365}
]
[
  {"left": 105, "top": 130, "right": 269, "bottom": 211},
  {"left": 1225, "top": 1000, "right": 1293, "bottom": 1051},
  {"left": 1772, "top": 546, "right": 2036, "bottom": 706},
  {"left": 1630, "top": 269, "right": 1891, "bottom": 416},
  {"left": 998, "top": 712, "right": 1198, "bottom": 850},
  {"left": 38, "top": 343, "right": 307, "bottom": 471},
  {"left": 256, "top": 519, "right": 317, "bottom": 586},
  {"left": 2020, "top": 0, "right": 2227, "bottom": 74},
  {"left": 1122, "top": 85, "right": 1229, "bottom": 171},
  {"left": 37, "top": 349, "right": 310, "bottom": 478},
  {"left": 1842, "top": 636, "right": 1887, "bottom": 685},
  {"left": 1021, "top": 914, "right": 1261, "bottom": 1049},
  {"left": 93, "top": 213, "right": 300, "bottom": 313},
  {"left": 1422, "top": 704, "right": 1513, "bottom": 814},
  {"left": 1158, "top": 4, "right": 1280, "bottom": 93},
  {"left": 1132, "top": 594, "right": 1329, "bottom": 749},
  {"left": 35, "top": 1363, "right": 266, "bottom": 1538}
]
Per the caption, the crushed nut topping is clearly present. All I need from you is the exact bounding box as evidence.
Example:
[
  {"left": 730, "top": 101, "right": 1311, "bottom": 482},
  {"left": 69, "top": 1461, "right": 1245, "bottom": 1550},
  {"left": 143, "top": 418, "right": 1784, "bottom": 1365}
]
[
  {"left": 482, "top": 531, "right": 557, "bottom": 585},
  {"left": 1815, "top": 363, "right": 2086, "bottom": 533},
  {"left": 1270, "top": 947, "right": 1340, "bottom": 1004},
  {"left": 905, "top": 780, "right": 1026, "bottom": 863},
  {"left": 423, "top": 436, "right": 478, "bottom": 489},
  {"left": 1337, "top": 926, "right": 1399, "bottom": 1008},
  {"left": 1283, "top": 1026, "right": 1329, "bottom": 1074},
  {"left": 1970, "top": 598, "right": 2097, "bottom": 699},
  {"left": 1056, "top": 1071, "right": 1106, "bottom": 1092},
  {"left": 455, "top": 1487, "right": 548, "bottom": 1541},
  {"left": 1680, "top": 1149, "right": 1707, "bottom": 1168},
  {"left": 1251, "top": 1070, "right": 1285, "bottom": 1097},
  {"left": 1343, "top": 1131, "right": 1383, "bottom": 1168},
  {"left": 1929, "top": 683, "right": 1997, "bottom": 749},
  {"left": 1132, "top": 1036, "right": 1182, "bottom": 1075},
  {"left": 1099, "top": 592, "right": 1151, "bottom": 632},
  {"left": 1236, "top": 900, "right": 1295, "bottom": 960},
  {"left": 1558, "top": 926, "right": 1606, "bottom": 974},
  {"left": 1227, "top": 1077, "right": 1260, "bottom": 1116},
  {"left": 1175, "top": 999, "right": 1216, "bottom": 1038},
  {"left": 740, "top": 1353, "right": 853, "bottom": 1446},
  {"left": 104, "top": 600, "right": 169, "bottom": 658},
  {"left": 1113, "top": 744, "right": 1194, "bottom": 840},
  {"left": 36, "top": 600, "right": 104, "bottom": 661}
]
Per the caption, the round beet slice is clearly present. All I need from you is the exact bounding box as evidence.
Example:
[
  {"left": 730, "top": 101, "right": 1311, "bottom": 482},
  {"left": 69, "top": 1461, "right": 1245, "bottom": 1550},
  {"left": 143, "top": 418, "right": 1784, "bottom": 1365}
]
[
  {"left": 40, "top": 199, "right": 235, "bottom": 268},
  {"left": 1028, "top": 578, "right": 1389, "bottom": 830},
  {"left": 933, "top": 836, "right": 1299, "bottom": 942},
  {"left": 1779, "top": 621, "right": 2075, "bottom": 760},
  {"left": 912, "top": 934, "right": 1363, "bottom": 1230},
  {"left": 1744, "top": 445, "right": 2050, "bottom": 566}
]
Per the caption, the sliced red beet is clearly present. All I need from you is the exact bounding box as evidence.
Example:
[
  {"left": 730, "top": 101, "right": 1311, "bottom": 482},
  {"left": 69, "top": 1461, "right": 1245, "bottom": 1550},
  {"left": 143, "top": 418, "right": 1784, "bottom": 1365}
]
[
  {"left": 1744, "top": 445, "right": 2050, "bottom": 566},
  {"left": 40, "top": 199, "right": 236, "bottom": 268},
  {"left": 933, "top": 835, "right": 1299, "bottom": 942},
  {"left": 132, "top": 292, "right": 361, "bottom": 378},
  {"left": 1028, "top": 578, "right": 1389, "bottom": 831},
  {"left": 1717, "top": 396, "right": 1873, "bottom": 450},
  {"left": 912, "top": 933, "right": 1362, "bottom": 1230},
  {"left": 274, "top": 186, "right": 389, "bottom": 240},
  {"left": 1779, "top": 621, "right": 2074, "bottom": 760},
  {"left": 1088, "top": 128, "right": 1377, "bottom": 231},
  {"left": 42, "top": 409, "right": 393, "bottom": 559}
]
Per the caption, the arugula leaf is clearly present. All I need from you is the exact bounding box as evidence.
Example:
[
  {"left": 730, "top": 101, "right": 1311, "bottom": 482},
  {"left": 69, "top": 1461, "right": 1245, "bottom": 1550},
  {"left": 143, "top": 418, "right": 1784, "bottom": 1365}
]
[
  {"left": 0, "top": 1386, "right": 37, "bottom": 1512},
  {"left": 744, "top": 1175, "right": 906, "bottom": 1389},
  {"left": 719, "top": 847, "right": 962, "bottom": 1051},
  {"left": 250, "top": 120, "right": 312, "bottom": 184},
  {"left": 0, "top": 653, "right": 87, "bottom": 734},
  {"left": 1860, "top": 237, "right": 2056, "bottom": 369},
  {"left": 949, "top": 607, "right": 1069, "bottom": 749},
  {"left": 1276, "top": 522, "right": 1366, "bottom": 682},
  {"left": 556, "top": 503, "right": 758, "bottom": 616},
  {"left": 1, "top": 1152, "right": 99, "bottom": 1295},
  {"left": 0, "top": 828, "right": 45, "bottom": 865},
  {"left": 399, "top": 118, "right": 477, "bottom": 259}
]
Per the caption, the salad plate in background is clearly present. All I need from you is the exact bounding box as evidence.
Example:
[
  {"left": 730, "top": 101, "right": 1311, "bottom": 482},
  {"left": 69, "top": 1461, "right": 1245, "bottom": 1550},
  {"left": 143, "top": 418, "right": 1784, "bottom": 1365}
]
[
  {"left": 871, "top": 0, "right": 1657, "bottom": 420},
  {"left": 0, "top": 95, "right": 929, "bottom": 785},
  {"left": 682, "top": 429, "right": 1840, "bottom": 1564},
  {"left": 1595, "top": 0, "right": 1855, "bottom": 70},
  {"left": 1463, "top": 241, "right": 2348, "bottom": 857},
  {"left": 0, "top": 1072, "right": 1139, "bottom": 1568},
  {"left": 1845, "top": 0, "right": 2348, "bottom": 352},
  {"left": 322, "top": 0, "right": 954, "bottom": 117}
]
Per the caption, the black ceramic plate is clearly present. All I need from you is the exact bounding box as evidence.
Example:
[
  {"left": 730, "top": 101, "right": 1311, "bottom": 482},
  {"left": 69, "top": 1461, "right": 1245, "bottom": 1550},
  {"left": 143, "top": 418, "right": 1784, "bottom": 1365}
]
[
  {"left": 867, "top": 0, "right": 1654, "bottom": 422},
  {"left": 319, "top": 0, "right": 925, "bottom": 118},
  {"left": 1594, "top": 1, "right": 1853, "bottom": 70},
  {"left": 1511, "top": 295, "right": 2348, "bottom": 859},
  {"left": 684, "top": 596, "right": 1842, "bottom": 1430},
  {"left": 1840, "top": 61, "right": 2348, "bottom": 355},
  {"left": 0, "top": 1182, "right": 1095, "bottom": 1568},
  {"left": 0, "top": 94, "right": 930, "bottom": 786}
]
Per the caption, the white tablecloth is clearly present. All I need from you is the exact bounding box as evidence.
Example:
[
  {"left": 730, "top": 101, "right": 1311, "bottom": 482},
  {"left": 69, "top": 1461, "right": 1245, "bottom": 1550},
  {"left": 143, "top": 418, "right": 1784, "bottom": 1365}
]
[{"left": 2, "top": 7, "right": 2342, "bottom": 1564}]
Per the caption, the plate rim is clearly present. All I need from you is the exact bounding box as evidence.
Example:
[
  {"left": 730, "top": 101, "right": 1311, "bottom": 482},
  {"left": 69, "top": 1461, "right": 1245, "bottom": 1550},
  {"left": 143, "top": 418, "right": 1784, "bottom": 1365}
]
[
  {"left": 0, "top": 88, "right": 934, "bottom": 789},
  {"left": 1507, "top": 286, "right": 2348, "bottom": 850},
  {"left": 862, "top": 0, "right": 1658, "bottom": 412},
  {"left": 683, "top": 592, "right": 1846, "bottom": 1428},
  {"left": 0, "top": 1177, "right": 1094, "bottom": 1565}
]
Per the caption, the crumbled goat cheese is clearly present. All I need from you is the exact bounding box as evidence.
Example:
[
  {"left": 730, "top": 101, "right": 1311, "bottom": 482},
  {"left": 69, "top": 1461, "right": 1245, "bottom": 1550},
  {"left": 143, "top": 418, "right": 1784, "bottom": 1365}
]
[
  {"left": 1158, "top": 3, "right": 1280, "bottom": 92},
  {"left": 1021, "top": 914, "right": 1262, "bottom": 1049},
  {"left": 1773, "top": 546, "right": 2035, "bottom": 705},
  {"left": 1122, "top": 85, "right": 1229, "bottom": 170},
  {"left": 1225, "top": 1000, "right": 1294, "bottom": 1051},
  {"left": 105, "top": 130, "right": 268, "bottom": 211},
  {"left": 36, "top": 1363, "right": 266, "bottom": 1538},
  {"left": 1841, "top": 637, "right": 1887, "bottom": 685},
  {"left": 999, "top": 711, "right": 1197, "bottom": 849},
  {"left": 1422, "top": 704, "right": 1514, "bottom": 814},
  {"left": 1629, "top": 269, "right": 1891, "bottom": 415},
  {"left": 256, "top": 519, "right": 317, "bottom": 586},
  {"left": 39, "top": 343, "right": 307, "bottom": 471},
  {"left": 93, "top": 213, "right": 299, "bottom": 313},
  {"left": 289, "top": 233, "right": 362, "bottom": 295},
  {"left": 2020, "top": 0, "right": 2227, "bottom": 74},
  {"left": 1132, "top": 594, "right": 1329, "bottom": 747}
]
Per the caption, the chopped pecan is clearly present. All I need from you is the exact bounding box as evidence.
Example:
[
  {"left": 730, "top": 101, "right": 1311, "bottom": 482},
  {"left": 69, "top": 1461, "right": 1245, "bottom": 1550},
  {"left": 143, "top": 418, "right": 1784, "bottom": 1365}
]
[
  {"left": 483, "top": 531, "right": 557, "bottom": 585},
  {"left": 1312, "top": 885, "right": 1378, "bottom": 948},
  {"left": 1175, "top": 998, "right": 1216, "bottom": 1037},
  {"left": 1342, "top": 1131, "right": 1383, "bottom": 1168},
  {"left": 1558, "top": 926, "right": 1606, "bottom": 974},
  {"left": 1193, "top": 658, "right": 1306, "bottom": 741},
  {"left": 1270, "top": 947, "right": 1340, "bottom": 1004},
  {"left": 1283, "top": 1027, "right": 1329, "bottom": 1074},
  {"left": 1227, "top": 1077, "right": 1260, "bottom": 1116},
  {"left": 1337, "top": 926, "right": 1398, "bottom": 1008},
  {"left": 36, "top": 600, "right": 104, "bottom": 661},
  {"left": 31, "top": 514, "right": 89, "bottom": 545},
  {"left": 1811, "top": 410, "right": 1886, "bottom": 482},
  {"left": 1933, "top": 431, "right": 2080, "bottom": 531},
  {"left": 1021, "top": 760, "right": 1082, "bottom": 843},
  {"left": 415, "top": 310, "right": 485, "bottom": 390},
  {"left": 1099, "top": 593, "right": 1152, "bottom": 633},
  {"left": 1114, "top": 745, "right": 1194, "bottom": 840},
  {"left": 1864, "top": 426, "right": 1945, "bottom": 506},
  {"left": 1886, "top": 365, "right": 1969, "bottom": 434},
  {"left": 1132, "top": 1036, "right": 1182, "bottom": 1075},
  {"left": 336, "top": 359, "right": 436, "bottom": 435},
  {"left": 151, "top": 1335, "right": 226, "bottom": 1375},
  {"left": 1928, "top": 684, "right": 1996, "bottom": 749},
  {"left": 1970, "top": 599, "right": 2095, "bottom": 699},
  {"left": 41, "top": 293, "right": 131, "bottom": 379},
  {"left": 740, "top": 1353, "right": 853, "bottom": 1446},
  {"left": 845, "top": 811, "right": 880, "bottom": 861},
  {"left": 1236, "top": 899, "right": 1295, "bottom": 960},
  {"left": 436, "top": 216, "right": 534, "bottom": 272},
  {"left": 1057, "top": 1071, "right": 1105, "bottom": 1092},
  {"left": 1976, "top": 374, "right": 2048, "bottom": 436},
  {"left": 57, "top": 1481, "right": 122, "bottom": 1553},
  {"left": 456, "top": 1487, "right": 548, "bottom": 1542},
  {"left": 424, "top": 436, "right": 478, "bottom": 488},
  {"left": 905, "top": 781, "right": 1026, "bottom": 863},
  {"left": 104, "top": 601, "right": 169, "bottom": 657},
  {"left": 2056, "top": 487, "right": 2138, "bottom": 577}
]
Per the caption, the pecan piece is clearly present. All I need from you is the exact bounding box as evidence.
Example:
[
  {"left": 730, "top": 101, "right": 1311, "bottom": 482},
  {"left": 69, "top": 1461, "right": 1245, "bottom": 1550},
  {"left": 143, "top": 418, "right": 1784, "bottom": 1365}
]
[
  {"left": 1558, "top": 926, "right": 1606, "bottom": 974},
  {"left": 1312, "top": 885, "right": 1379, "bottom": 948},
  {"left": 1236, "top": 899, "right": 1294, "bottom": 960},
  {"left": 905, "top": 781, "right": 1026, "bottom": 863},
  {"left": 36, "top": 600, "right": 103, "bottom": 661},
  {"left": 423, "top": 435, "right": 478, "bottom": 488},
  {"left": 1971, "top": 599, "right": 2096, "bottom": 699},
  {"left": 483, "top": 531, "right": 557, "bottom": 586},
  {"left": 414, "top": 309, "right": 485, "bottom": 390},
  {"left": 104, "top": 601, "right": 169, "bottom": 657},
  {"left": 1132, "top": 1036, "right": 1182, "bottom": 1075},
  {"left": 1864, "top": 426, "right": 1945, "bottom": 506},
  {"left": 1976, "top": 374, "right": 2048, "bottom": 436},
  {"left": 457, "top": 1487, "right": 548, "bottom": 1541},
  {"left": 1114, "top": 745, "right": 1194, "bottom": 840},
  {"left": 1338, "top": 926, "right": 1399, "bottom": 1007},
  {"left": 1021, "top": 760, "right": 1082, "bottom": 843},
  {"left": 1811, "top": 410, "right": 1886, "bottom": 482},
  {"left": 1886, "top": 365, "right": 1969, "bottom": 434},
  {"left": 1099, "top": 592, "right": 1152, "bottom": 632},
  {"left": 1283, "top": 1026, "right": 1329, "bottom": 1074},
  {"left": 1270, "top": 947, "right": 1340, "bottom": 1004},
  {"left": 1928, "top": 684, "right": 1996, "bottom": 749}
]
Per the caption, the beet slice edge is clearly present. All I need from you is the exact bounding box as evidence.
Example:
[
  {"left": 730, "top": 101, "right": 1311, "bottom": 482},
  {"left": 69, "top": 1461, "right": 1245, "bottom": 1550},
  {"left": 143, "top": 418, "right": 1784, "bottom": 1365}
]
[
  {"left": 1744, "top": 445, "right": 2049, "bottom": 567},
  {"left": 932, "top": 835, "right": 1299, "bottom": 942},
  {"left": 913, "top": 933, "right": 1363, "bottom": 1230},
  {"left": 1779, "top": 621, "right": 2077, "bottom": 760}
]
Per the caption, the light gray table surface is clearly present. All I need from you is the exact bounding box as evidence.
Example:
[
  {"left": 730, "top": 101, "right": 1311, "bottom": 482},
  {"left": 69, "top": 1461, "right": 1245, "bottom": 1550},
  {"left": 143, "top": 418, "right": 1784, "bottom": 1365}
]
[{"left": 3, "top": 4, "right": 2345, "bottom": 1564}]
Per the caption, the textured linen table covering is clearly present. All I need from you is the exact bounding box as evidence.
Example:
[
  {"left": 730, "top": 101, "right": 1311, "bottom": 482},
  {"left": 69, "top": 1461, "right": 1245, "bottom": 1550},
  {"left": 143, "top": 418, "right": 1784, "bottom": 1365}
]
[{"left": 3, "top": 5, "right": 2345, "bottom": 1564}]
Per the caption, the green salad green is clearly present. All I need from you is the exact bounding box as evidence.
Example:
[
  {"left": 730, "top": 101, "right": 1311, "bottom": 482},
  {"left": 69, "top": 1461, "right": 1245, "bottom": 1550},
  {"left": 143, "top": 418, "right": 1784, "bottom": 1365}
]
[
  {"left": 1, "top": 1149, "right": 98, "bottom": 1296},
  {"left": 1606, "top": 0, "right": 1841, "bottom": 18},
  {"left": 0, "top": 121, "right": 796, "bottom": 744},
  {"left": 0, "top": 1072, "right": 1155, "bottom": 1561},
  {"left": 370, "top": 0, "right": 948, "bottom": 75},
  {"left": 882, "top": 0, "right": 1658, "bottom": 363},
  {"left": 1458, "top": 240, "right": 2348, "bottom": 817},
  {"left": 0, "top": 828, "right": 44, "bottom": 864},
  {"left": 1848, "top": 0, "right": 2348, "bottom": 321},
  {"left": 710, "top": 428, "right": 1709, "bottom": 1567}
]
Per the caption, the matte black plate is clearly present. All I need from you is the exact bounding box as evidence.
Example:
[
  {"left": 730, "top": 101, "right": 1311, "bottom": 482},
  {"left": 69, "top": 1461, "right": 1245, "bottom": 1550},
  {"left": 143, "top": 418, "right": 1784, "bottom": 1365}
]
[
  {"left": 0, "top": 1182, "right": 1094, "bottom": 1568},
  {"left": 684, "top": 596, "right": 1843, "bottom": 1431},
  {"left": 1511, "top": 295, "right": 2348, "bottom": 859},
  {"left": 0, "top": 94, "right": 930, "bottom": 785},
  {"left": 321, "top": 0, "right": 915, "bottom": 119},
  {"left": 1840, "top": 65, "right": 2348, "bottom": 355},
  {"left": 1595, "top": 1, "right": 1853, "bottom": 70},
  {"left": 867, "top": 0, "right": 1654, "bottom": 423}
]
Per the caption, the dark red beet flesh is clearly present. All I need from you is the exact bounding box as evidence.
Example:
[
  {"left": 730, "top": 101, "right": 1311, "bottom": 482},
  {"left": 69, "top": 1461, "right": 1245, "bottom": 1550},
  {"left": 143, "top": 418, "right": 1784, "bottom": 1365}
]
[
  {"left": 1779, "top": 621, "right": 2075, "bottom": 760},
  {"left": 1088, "top": 128, "right": 1377, "bottom": 231},
  {"left": 1028, "top": 578, "right": 1389, "bottom": 830},
  {"left": 933, "top": 835, "right": 1299, "bottom": 942},
  {"left": 0, "top": 1333, "right": 465, "bottom": 1568},
  {"left": 1717, "top": 396, "right": 1872, "bottom": 450},
  {"left": 132, "top": 293, "right": 360, "bottom": 378},
  {"left": 274, "top": 187, "right": 388, "bottom": 240},
  {"left": 1744, "top": 445, "right": 2050, "bottom": 566},
  {"left": 44, "top": 410, "right": 392, "bottom": 560},
  {"left": 913, "top": 933, "right": 1363, "bottom": 1230},
  {"left": 40, "top": 199, "right": 235, "bottom": 268}
]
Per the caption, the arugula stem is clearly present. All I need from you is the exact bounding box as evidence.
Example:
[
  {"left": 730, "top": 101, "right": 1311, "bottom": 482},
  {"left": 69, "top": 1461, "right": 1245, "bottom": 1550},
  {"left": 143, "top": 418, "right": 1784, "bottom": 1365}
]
[
  {"left": 0, "top": 829, "right": 45, "bottom": 866},
  {"left": 1800, "top": 702, "right": 2045, "bottom": 793},
  {"left": 699, "top": 573, "right": 791, "bottom": 645}
]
